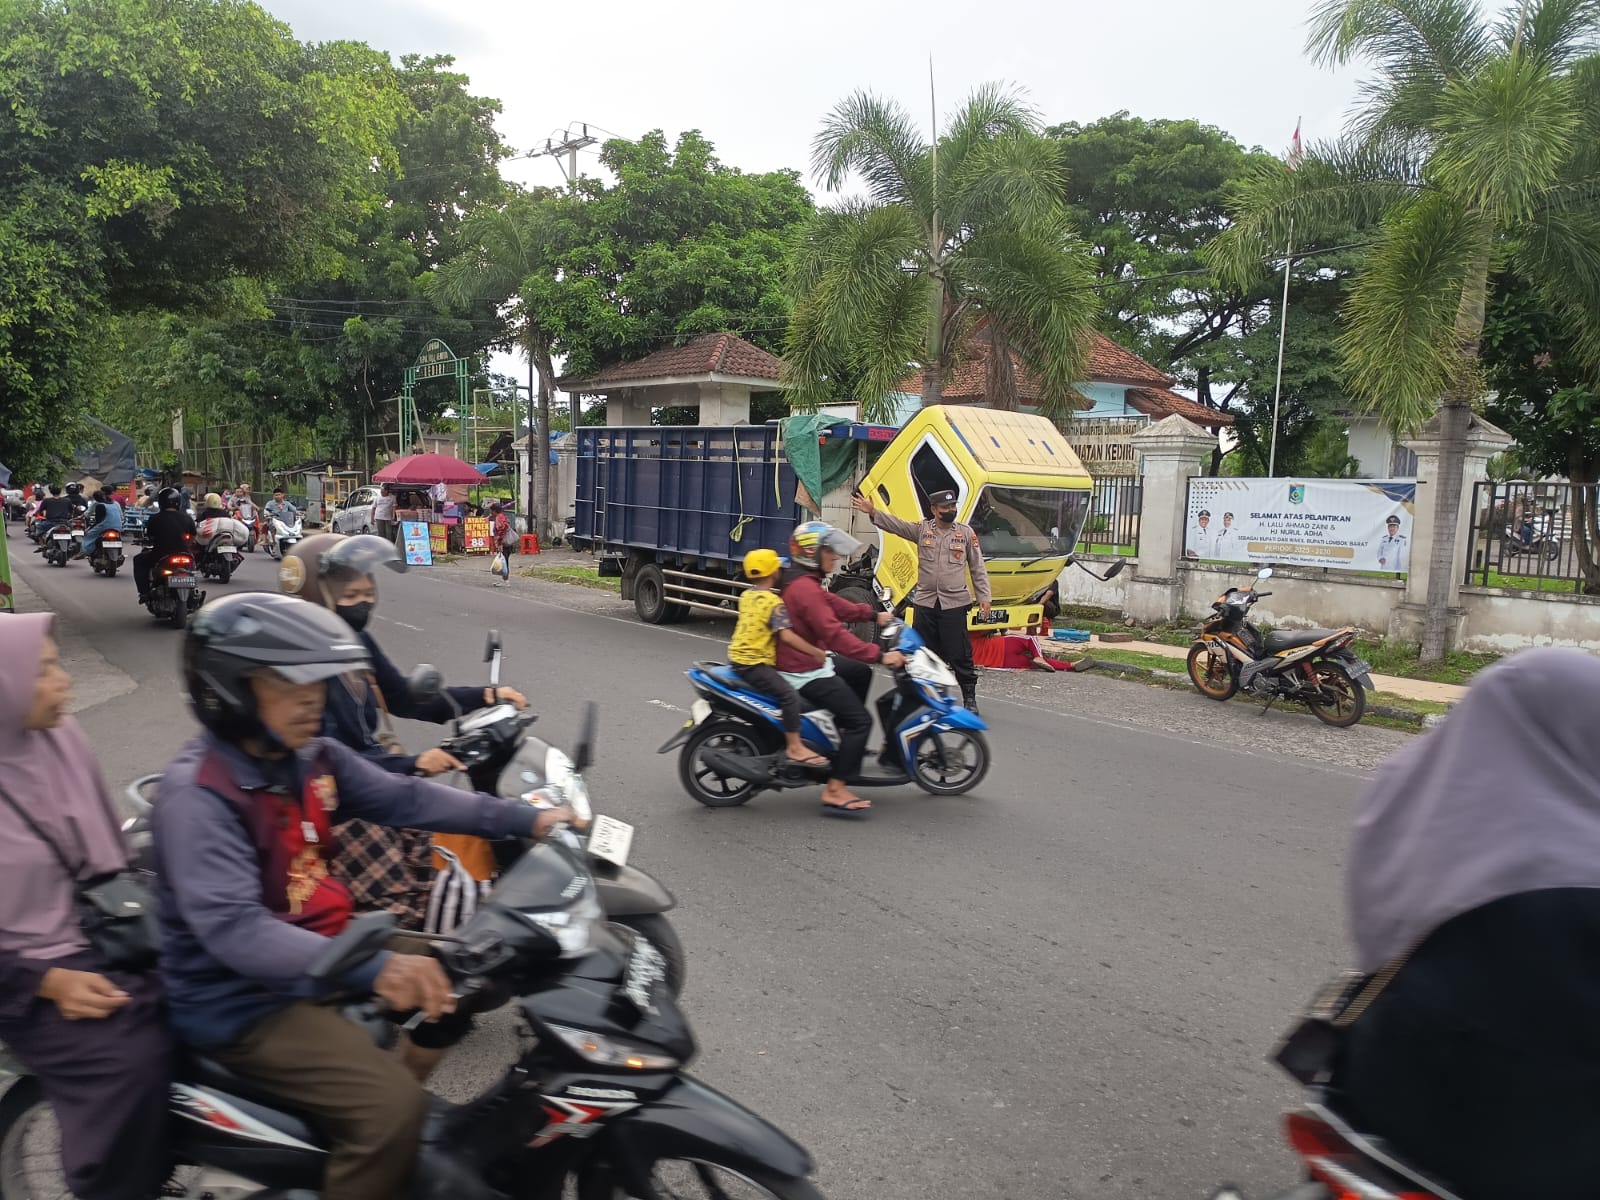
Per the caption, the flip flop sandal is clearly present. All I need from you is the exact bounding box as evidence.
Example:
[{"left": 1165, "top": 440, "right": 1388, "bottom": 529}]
[
  {"left": 820, "top": 798, "right": 871, "bottom": 818},
  {"left": 788, "top": 753, "right": 831, "bottom": 768}
]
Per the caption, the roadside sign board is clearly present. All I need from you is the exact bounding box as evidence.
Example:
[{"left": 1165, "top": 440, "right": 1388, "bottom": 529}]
[{"left": 402, "top": 521, "right": 433, "bottom": 566}]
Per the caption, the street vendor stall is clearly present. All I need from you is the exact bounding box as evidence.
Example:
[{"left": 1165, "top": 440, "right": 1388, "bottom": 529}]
[{"left": 374, "top": 453, "right": 483, "bottom": 558}]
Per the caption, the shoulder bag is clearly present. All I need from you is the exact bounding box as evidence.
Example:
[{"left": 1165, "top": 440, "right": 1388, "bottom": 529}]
[
  {"left": 0, "top": 783, "right": 159, "bottom": 972},
  {"left": 1272, "top": 949, "right": 1413, "bottom": 1085}
]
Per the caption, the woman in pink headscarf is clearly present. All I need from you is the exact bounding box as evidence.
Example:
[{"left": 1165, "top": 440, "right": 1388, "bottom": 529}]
[
  {"left": 1335, "top": 647, "right": 1600, "bottom": 1198},
  {"left": 0, "top": 615, "right": 172, "bottom": 1200}
]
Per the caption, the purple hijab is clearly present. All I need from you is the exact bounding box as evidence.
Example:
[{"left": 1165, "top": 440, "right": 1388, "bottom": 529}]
[
  {"left": 0, "top": 614, "right": 127, "bottom": 961},
  {"left": 1349, "top": 647, "right": 1600, "bottom": 971}
]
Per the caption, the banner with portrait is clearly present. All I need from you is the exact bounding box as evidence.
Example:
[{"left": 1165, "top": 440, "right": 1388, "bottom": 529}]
[{"left": 1184, "top": 478, "right": 1417, "bottom": 573}]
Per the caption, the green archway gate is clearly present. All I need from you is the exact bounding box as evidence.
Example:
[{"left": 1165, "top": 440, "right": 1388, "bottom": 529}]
[{"left": 400, "top": 338, "right": 469, "bottom": 456}]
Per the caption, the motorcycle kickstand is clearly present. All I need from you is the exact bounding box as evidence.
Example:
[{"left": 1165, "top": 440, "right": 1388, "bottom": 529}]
[{"left": 1257, "top": 695, "right": 1279, "bottom": 718}]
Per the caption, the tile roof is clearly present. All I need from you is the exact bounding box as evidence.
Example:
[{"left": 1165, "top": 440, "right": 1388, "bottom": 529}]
[
  {"left": 897, "top": 328, "right": 1176, "bottom": 402},
  {"left": 1084, "top": 332, "right": 1174, "bottom": 387},
  {"left": 896, "top": 357, "right": 1094, "bottom": 411},
  {"left": 1126, "top": 387, "right": 1234, "bottom": 427},
  {"left": 560, "top": 332, "right": 783, "bottom": 390}
]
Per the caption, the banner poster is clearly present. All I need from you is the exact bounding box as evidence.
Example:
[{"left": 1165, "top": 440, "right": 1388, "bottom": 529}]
[
  {"left": 429, "top": 523, "right": 449, "bottom": 556},
  {"left": 463, "top": 516, "right": 492, "bottom": 554},
  {"left": 401, "top": 521, "right": 433, "bottom": 566},
  {"left": 1185, "top": 477, "right": 1418, "bottom": 573}
]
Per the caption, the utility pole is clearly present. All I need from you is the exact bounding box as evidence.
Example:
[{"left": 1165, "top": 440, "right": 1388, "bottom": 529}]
[{"left": 541, "top": 124, "right": 597, "bottom": 192}]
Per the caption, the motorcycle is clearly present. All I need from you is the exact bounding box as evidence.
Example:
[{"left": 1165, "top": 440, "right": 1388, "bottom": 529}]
[
  {"left": 660, "top": 598, "right": 991, "bottom": 806},
  {"left": 1503, "top": 507, "right": 1561, "bottom": 561},
  {"left": 196, "top": 517, "right": 250, "bottom": 583},
  {"left": 1185, "top": 567, "right": 1373, "bottom": 728},
  {"left": 263, "top": 511, "right": 303, "bottom": 561},
  {"left": 86, "top": 527, "right": 126, "bottom": 577},
  {"left": 141, "top": 541, "right": 206, "bottom": 630},
  {"left": 1209, "top": 1094, "right": 1460, "bottom": 1200},
  {"left": 36, "top": 519, "right": 81, "bottom": 567},
  {"left": 0, "top": 715, "right": 827, "bottom": 1200},
  {"left": 121, "top": 632, "right": 685, "bottom": 995}
]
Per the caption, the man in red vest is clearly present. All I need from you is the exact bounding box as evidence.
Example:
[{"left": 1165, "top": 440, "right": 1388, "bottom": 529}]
[{"left": 152, "top": 593, "right": 570, "bottom": 1200}]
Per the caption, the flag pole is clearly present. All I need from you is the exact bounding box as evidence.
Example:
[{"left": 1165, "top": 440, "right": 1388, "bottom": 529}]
[{"left": 1268, "top": 218, "right": 1293, "bottom": 478}]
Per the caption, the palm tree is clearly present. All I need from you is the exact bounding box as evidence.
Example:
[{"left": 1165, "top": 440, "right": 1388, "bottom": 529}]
[
  {"left": 1210, "top": 0, "right": 1600, "bottom": 660},
  {"left": 785, "top": 84, "right": 1098, "bottom": 424},
  {"left": 431, "top": 193, "right": 562, "bottom": 542}
]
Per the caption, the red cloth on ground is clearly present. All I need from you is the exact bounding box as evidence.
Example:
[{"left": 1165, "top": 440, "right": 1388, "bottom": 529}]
[{"left": 970, "top": 633, "right": 1069, "bottom": 671}]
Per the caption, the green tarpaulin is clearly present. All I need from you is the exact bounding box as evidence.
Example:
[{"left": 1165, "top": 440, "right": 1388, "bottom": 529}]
[{"left": 781, "top": 415, "right": 858, "bottom": 512}]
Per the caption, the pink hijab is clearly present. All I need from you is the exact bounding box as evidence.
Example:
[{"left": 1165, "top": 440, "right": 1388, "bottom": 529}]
[
  {"left": 0, "top": 614, "right": 127, "bottom": 960},
  {"left": 1349, "top": 647, "right": 1600, "bottom": 971}
]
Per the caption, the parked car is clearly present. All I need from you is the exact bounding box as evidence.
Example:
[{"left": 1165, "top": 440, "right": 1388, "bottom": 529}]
[{"left": 330, "top": 485, "right": 380, "bottom": 534}]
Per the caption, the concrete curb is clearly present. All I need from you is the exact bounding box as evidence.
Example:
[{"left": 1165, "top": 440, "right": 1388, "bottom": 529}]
[{"left": 8, "top": 559, "right": 139, "bottom": 713}]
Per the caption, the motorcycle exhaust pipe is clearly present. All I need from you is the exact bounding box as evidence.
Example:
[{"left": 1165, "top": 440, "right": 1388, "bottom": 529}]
[{"left": 698, "top": 748, "right": 776, "bottom": 785}]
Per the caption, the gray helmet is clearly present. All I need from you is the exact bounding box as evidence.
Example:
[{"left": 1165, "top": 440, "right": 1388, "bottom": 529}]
[
  {"left": 184, "top": 593, "right": 371, "bottom": 740},
  {"left": 788, "top": 520, "right": 863, "bottom": 571}
]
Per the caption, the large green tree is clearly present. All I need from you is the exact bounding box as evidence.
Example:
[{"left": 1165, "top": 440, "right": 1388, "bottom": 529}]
[
  {"left": 785, "top": 84, "right": 1098, "bottom": 424},
  {"left": 1211, "top": 0, "right": 1600, "bottom": 659},
  {"left": 0, "top": 0, "right": 407, "bottom": 479}
]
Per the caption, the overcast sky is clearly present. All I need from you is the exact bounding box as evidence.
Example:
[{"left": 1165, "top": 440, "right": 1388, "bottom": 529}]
[{"left": 260, "top": 0, "right": 1370, "bottom": 190}]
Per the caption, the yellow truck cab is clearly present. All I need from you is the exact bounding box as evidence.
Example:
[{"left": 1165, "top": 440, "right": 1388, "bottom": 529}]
[{"left": 858, "top": 406, "right": 1095, "bottom": 634}]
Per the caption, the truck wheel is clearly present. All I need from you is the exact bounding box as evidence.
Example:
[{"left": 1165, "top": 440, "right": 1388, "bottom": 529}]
[
  {"left": 661, "top": 601, "right": 691, "bottom": 624},
  {"left": 635, "top": 564, "right": 670, "bottom": 624},
  {"left": 834, "top": 583, "right": 877, "bottom": 643}
]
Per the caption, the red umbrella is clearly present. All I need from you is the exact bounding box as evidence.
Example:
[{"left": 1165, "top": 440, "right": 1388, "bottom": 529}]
[{"left": 373, "top": 453, "right": 484, "bottom": 486}]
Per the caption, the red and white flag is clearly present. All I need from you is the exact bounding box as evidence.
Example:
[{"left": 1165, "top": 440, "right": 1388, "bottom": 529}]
[{"left": 1286, "top": 118, "right": 1303, "bottom": 171}]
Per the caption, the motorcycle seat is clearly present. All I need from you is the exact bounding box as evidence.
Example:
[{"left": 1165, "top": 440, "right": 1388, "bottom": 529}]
[
  {"left": 1264, "top": 628, "right": 1339, "bottom": 653},
  {"left": 182, "top": 1053, "right": 326, "bottom": 1126}
]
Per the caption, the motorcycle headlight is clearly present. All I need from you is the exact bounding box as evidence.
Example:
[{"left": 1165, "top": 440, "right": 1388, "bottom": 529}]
[
  {"left": 519, "top": 884, "right": 604, "bottom": 958},
  {"left": 545, "top": 1023, "right": 679, "bottom": 1070}
]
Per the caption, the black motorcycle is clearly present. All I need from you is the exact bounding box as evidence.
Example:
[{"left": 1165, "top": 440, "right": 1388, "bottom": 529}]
[
  {"left": 1185, "top": 567, "right": 1374, "bottom": 728},
  {"left": 35, "top": 519, "right": 80, "bottom": 567},
  {"left": 141, "top": 542, "right": 206, "bottom": 630},
  {"left": 0, "top": 715, "right": 826, "bottom": 1200},
  {"left": 86, "top": 527, "right": 126, "bottom": 577}
]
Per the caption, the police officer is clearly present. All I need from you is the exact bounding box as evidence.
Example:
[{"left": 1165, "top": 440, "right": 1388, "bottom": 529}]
[
  {"left": 852, "top": 487, "right": 991, "bottom": 713},
  {"left": 1377, "top": 514, "right": 1408, "bottom": 573}
]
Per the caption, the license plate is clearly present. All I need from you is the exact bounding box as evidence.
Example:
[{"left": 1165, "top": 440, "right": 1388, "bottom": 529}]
[
  {"left": 623, "top": 936, "right": 667, "bottom": 1015},
  {"left": 167, "top": 575, "right": 196, "bottom": 587},
  {"left": 690, "top": 699, "right": 711, "bottom": 725},
  {"left": 52, "top": 533, "right": 72, "bottom": 540},
  {"left": 1349, "top": 658, "right": 1373, "bottom": 677},
  {"left": 587, "top": 814, "right": 635, "bottom": 868}
]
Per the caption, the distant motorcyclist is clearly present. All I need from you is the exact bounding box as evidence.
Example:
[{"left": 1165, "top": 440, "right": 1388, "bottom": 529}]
[
  {"left": 64, "top": 481, "right": 89, "bottom": 516},
  {"left": 779, "top": 521, "right": 904, "bottom": 817},
  {"left": 198, "top": 492, "right": 230, "bottom": 522},
  {"left": 77, "top": 489, "right": 123, "bottom": 559},
  {"left": 264, "top": 488, "right": 300, "bottom": 525},
  {"left": 33, "top": 486, "right": 75, "bottom": 548},
  {"left": 133, "top": 488, "right": 197, "bottom": 603}
]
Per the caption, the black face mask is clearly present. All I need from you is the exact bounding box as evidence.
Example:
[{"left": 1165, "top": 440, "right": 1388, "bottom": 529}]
[
  {"left": 936, "top": 509, "right": 957, "bottom": 524},
  {"left": 336, "top": 601, "right": 373, "bottom": 633}
]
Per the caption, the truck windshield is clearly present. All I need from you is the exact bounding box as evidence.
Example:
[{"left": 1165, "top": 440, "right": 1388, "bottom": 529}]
[{"left": 971, "top": 487, "right": 1092, "bottom": 560}]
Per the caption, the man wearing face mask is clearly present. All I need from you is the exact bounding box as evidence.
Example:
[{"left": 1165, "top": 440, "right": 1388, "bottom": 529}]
[
  {"left": 276, "top": 535, "right": 525, "bottom": 931},
  {"left": 852, "top": 487, "right": 991, "bottom": 714}
]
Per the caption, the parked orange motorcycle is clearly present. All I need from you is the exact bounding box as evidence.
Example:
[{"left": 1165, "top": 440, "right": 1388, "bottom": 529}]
[{"left": 1185, "top": 568, "right": 1372, "bottom": 727}]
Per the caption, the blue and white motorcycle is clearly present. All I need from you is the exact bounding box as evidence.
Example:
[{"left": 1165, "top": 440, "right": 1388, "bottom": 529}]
[{"left": 660, "top": 617, "right": 991, "bottom": 806}]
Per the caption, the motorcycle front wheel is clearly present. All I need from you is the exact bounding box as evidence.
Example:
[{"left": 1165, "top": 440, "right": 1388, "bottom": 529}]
[
  {"left": 1186, "top": 643, "right": 1238, "bottom": 701},
  {"left": 910, "top": 729, "right": 989, "bottom": 795},
  {"left": 577, "top": 1156, "right": 825, "bottom": 1200},
  {"left": 1306, "top": 662, "right": 1366, "bottom": 728},
  {"left": 0, "top": 1086, "right": 194, "bottom": 1200}
]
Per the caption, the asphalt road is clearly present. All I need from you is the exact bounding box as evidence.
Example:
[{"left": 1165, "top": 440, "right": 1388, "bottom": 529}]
[{"left": 8, "top": 529, "right": 1417, "bottom": 1200}]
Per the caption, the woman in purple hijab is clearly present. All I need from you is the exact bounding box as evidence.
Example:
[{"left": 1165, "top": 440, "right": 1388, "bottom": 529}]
[
  {"left": 1336, "top": 646, "right": 1600, "bottom": 1199},
  {"left": 0, "top": 614, "right": 172, "bottom": 1200}
]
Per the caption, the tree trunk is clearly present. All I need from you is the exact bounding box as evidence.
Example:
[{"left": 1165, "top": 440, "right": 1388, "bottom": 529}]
[
  {"left": 1569, "top": 448, "right": 1600, "bottom": 595},
  {"left": 922, "top": 270, "right": 946, "bottom": 408},
  {"left": 1418, "top": 227, "right": 1494, "bottom": 662},
  {"left": 985, "top": 322, "right": 1019, "bottom": 411},
  {"left": 532, "top": 342, "right": 557, "bottom": 545}
]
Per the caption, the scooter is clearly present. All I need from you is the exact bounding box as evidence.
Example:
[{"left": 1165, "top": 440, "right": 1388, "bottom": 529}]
[
  {"left": 36, "top": 519, "right": 81, "bottom": 567},
  {"left": 1185, "top": 567, "right": 1375, "bottom": 728},
  {"left": 1503, "top": 507, "right": 1561, "bottom": 561},
  {"left": 86, "top": 528, "right": 126, "bottom": 577},
  {"left": 660, "top": 601, "right": 991, "bottom": 807},
  {"left": 141, "top": 540, "right": 206, "bottom": 630},
  {"left": 196, "top": 517, "right": 250, "bottom": 583},
  {"left": 0, "top": 713, "right": 830, "bottom": 1200},
  {"left": 263, "top": 512, "right": 303, "bottom": 560}
]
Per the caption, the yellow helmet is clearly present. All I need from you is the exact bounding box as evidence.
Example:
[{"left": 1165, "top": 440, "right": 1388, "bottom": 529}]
[
  {"left": 742, "top": 548, "right": 782, "bottom": 579},
  {"left": 204, "top": 493, "right": 224, "bottom": 510}
]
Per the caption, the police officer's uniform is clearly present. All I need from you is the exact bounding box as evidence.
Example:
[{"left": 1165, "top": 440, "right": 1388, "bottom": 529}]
[
  {"left": 868, "top": 489, "right": 992, "bottom": 710},
  {"left": 1377, "top": 529, "right": 1408, "bottom": 573}
]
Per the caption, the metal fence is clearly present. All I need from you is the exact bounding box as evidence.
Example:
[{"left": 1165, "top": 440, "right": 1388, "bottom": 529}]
[
  {"left": 1465, "top": 480, "right": 1592, "bottom": 594},
  {"left": 1077, "top": 476, "right": 1141, "bottom": 556}
]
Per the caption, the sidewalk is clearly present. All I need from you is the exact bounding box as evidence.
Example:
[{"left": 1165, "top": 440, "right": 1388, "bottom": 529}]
[
  {"left": 7, "top": 557, "right": 139, "bottom": 713},
  {"left": 1047, "top": 635, "right": 1466, "bottom": 705}
]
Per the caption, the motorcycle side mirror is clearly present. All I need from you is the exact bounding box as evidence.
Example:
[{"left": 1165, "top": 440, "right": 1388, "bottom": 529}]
[
  {"left": 573, "top": 701, "right": 598, "bottom": 775},
  {"left": 1256, "top": 567, "right": 1274, "bottom": 581},
  {"left": 306, "top": 911, "right": 396, "bottom": 983},
  {"left": 409, "top": 664, "right": 445, "bottom": 704},
  {"left": 1103, "top": 559, "right": 1127, "bottom": 580},
  {"left": 485, "top": 630, "right": 503, "bottom": 688}
]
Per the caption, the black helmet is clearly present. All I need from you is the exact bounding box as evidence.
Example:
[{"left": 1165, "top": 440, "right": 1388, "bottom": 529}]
[
  {"left": 65, "top": 482, "right": 82, "bottom": 496},
  {"left": 31, "top": 485, "right": 43, "bottom": 498},
  {"left": 156, "top": 487, "right": 181, "bottom": 510},
  {"left": 184, "top": 593, "right": 371, "bottom": 740}
]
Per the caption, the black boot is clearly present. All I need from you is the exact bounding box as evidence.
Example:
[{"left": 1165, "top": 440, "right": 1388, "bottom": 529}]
[{"left": 961, "top": 686, "right": 979, "bottom": 715}]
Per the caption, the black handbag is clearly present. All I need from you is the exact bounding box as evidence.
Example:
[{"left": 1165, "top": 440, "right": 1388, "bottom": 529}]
[
  {"left": 1272, "top": 950, "right": 1412, "bottom": 1085},
  {"left": 0, "top": 784, "right": 159, "bottom": 973}
]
